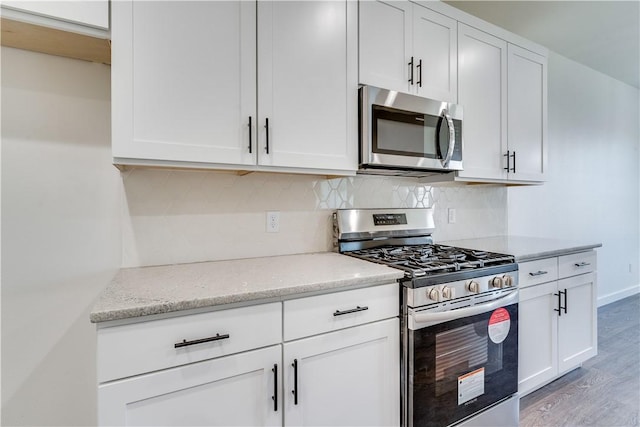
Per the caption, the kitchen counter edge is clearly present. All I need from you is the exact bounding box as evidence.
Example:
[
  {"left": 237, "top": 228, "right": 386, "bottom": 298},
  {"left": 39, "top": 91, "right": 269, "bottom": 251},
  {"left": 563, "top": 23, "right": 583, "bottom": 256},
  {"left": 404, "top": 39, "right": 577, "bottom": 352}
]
[
  {"left": 90, "top": 252, "right": 404, "bottom": 325},
  {"left": 439, "top": 235, "right": 602, "bottom": 262}
]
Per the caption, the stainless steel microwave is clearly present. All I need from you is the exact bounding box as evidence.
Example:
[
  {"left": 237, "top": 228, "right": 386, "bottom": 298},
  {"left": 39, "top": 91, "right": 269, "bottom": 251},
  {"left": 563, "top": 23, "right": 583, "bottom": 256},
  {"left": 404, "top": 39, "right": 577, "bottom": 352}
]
[{"left": 359, "top": 85, "right": 463, "bottom": 177}]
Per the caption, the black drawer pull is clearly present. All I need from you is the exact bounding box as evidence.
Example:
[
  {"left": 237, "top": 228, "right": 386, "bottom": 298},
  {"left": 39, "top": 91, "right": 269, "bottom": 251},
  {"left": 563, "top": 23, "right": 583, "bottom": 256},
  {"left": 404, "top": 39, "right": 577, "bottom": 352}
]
[
  {"left": 334, "top": 306, "right": 369, "bottom": 316},
  {"left": 574, "top": 262, "right": 591, "bottom": 267},
  {"left": 174, "top": 333, "right": 230, "bottom": 349},
  {"left": 272, "top": 364, "right": 278, "bottom": 412},
  {"left": 529, "top": 270, "right": 548, "bottom": 277},
  {"left": 291, "top": 359, "right": 298, "bottom": 405}
]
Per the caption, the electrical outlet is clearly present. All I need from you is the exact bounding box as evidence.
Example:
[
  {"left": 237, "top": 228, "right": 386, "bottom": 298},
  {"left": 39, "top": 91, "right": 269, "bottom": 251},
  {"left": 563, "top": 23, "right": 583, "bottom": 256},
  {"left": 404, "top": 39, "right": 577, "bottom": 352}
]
[
  {"left": 266, "top": 211, "right": 280, "bottom": 233},
  {"left": 448, "top": 208, "right": 456, "bottom": 224}
]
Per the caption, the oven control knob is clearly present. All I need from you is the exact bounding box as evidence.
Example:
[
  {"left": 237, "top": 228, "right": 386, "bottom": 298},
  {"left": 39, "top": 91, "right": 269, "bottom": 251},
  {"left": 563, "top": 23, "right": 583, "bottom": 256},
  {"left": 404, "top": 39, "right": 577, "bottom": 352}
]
[
  {"left": 502, "top": 275, "right": 514, "bottom": 287},
  {"left": 491, "top": 276, "right": 504, "bottom": 288},
  {"left": 428, "top": 288, "right": 441, "bottom": 302},
  {"left": 467, "top": 281, "right": 480, "bottom": 293},
  {"left": 442, "top": 286, "right": 455, "bottom": 300}
]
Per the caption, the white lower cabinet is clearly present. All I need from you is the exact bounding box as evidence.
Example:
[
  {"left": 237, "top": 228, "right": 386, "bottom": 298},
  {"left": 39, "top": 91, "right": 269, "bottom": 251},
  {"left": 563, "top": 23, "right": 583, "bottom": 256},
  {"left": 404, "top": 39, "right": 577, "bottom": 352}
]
[
  {"left": 97, "top": 283, "right": 400, "bottom": 426},
  {"left": 98, "top": 345, "right": 282, "bottom": 426},
  {"left": 518, "top": 251, "right": 597, "bottom": 396},
  {"left": 283, "top": 319, "right": 400, "bottom": 426}
]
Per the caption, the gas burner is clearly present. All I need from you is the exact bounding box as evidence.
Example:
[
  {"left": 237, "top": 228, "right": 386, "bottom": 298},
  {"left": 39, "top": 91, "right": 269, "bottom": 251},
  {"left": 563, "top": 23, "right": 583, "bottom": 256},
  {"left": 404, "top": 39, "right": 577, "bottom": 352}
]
[{"left": 348, "top": 243, "right": 514, "bottom": 279}]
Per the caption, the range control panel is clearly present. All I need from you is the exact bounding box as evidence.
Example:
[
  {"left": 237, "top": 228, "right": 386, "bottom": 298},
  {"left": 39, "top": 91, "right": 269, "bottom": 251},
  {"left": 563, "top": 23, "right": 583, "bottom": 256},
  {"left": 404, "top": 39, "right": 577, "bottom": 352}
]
[
  {"left": 372, "top": 213, "right": 408, "bottom": 226},
  {"left": 406, "top": 272, "right": 518, "bottom": 309}
]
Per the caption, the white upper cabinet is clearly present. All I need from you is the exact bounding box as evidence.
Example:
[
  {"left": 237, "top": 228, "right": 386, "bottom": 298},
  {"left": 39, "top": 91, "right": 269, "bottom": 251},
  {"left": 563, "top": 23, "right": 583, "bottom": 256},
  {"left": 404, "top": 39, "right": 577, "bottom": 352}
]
[
  {"left": 457, "top": 23, "right": 508, "bottom": 181},
  {"left": 112, "top": 1, "right": 256, "bottom": 166},
  {"left": 359, "top": 0, "right": 457, "bottom": 103},
  {"left": 112, "top": 0, "right": 357, "bottom": 175},
  {"left": 411, "top": 5, "right": 457, "bottom": 102},
  {"left": 257, "top": 1, "right": 357, "bottom": 171},
  {"left": 507, "top": 44, "right": 548, "bottom": 182}
]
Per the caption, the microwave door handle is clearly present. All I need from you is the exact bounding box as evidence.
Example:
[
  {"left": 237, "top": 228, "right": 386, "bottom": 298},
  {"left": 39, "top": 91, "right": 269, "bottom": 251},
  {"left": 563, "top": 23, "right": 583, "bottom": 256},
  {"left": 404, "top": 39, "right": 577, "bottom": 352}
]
[
  {"left": 441, "top": 110, "right": 456, "bottom": 168},
  {"left": 411, "top": 290, "right": 518, "bottom": 326}
]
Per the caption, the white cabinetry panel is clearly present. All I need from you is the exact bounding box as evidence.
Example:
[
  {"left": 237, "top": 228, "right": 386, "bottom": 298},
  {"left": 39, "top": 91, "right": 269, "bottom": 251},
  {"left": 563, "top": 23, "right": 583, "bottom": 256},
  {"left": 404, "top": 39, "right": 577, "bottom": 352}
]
[
  {"left": 283, "top": 319, "right": 400, "bottom": 426},
  {"left": 457, "top": 23, "right": 507, "bottom": 181},
  {"left": 358, "top": 0, "right": 412, "bottom": 93},
  {"left": 507, "top": 44, "right": 548, "bottom": 182},
  {"left": 257, "top": 0, "right": 357, "bottom": 171},
  {"left": 412, "top": 6, "right": 457, "bottom": 102},
  {"left": 518, "top": 251, "right": 597, "bottom": 396},
  {"left": 97, "top": 302, "right": 281, "bottom": 383},
  {"left": 99, "top": 345, "right": 281, "bottom": 426},
  {"left": 359, "top": 1, "right": 457, "bottom": 102},
  {"left": 112, "top": 0, "right": 357, "bottom": 174},
  {"left": 283, "top": 283, "right": 398, "bottom": 341},
  {"left": 518, "top": 281, "right": 558, "bottom": 396},
  {"left": 112, "top": 1, "right": 256, "bottom": 166},
  {"left": 558, "top": 272, "right": 598, "bottom": 374}
]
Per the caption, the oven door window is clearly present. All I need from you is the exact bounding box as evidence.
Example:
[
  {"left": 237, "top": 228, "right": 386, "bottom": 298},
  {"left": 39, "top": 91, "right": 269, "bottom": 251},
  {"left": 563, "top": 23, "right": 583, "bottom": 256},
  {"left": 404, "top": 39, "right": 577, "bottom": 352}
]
[
  {"left": 409, "top": 303, "right": 518, "bottom": 427},
  {"left": 372, "top": 105, "right": 449, "bottom": 159}
]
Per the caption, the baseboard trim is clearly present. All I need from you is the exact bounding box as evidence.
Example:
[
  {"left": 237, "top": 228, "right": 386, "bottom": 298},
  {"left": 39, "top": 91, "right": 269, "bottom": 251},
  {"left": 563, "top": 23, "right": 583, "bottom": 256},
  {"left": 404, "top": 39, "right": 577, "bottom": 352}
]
[{"left": 598, "top": 284, "right": 640, "bottom": 307}]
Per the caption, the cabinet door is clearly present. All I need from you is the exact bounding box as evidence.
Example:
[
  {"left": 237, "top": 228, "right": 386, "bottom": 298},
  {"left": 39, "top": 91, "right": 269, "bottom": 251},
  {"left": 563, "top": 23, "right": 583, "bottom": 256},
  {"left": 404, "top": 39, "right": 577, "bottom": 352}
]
[
  {"left": 412, "top": 5, "right": 457, "bottom": 102},
  {"left": 98, "top": 345, "right": 282, "bottom": 426},
  {"left": 457, "top": 23, "right": 507, "bottom": 181},
  {"left": 283, "top": 319, "right": 399, "bottom": 426},
  {"left": 518, "top": 281, "right": 559, "bottom": 396},
  {"left": 112, "top": 1, "right": 256, "bottom": 166},
  {"left": 257, "top": 0, "right": 357, "bottom": 172},
  {"left": 558, "top": 273, "right": 598, "bottom": 374},
  {"left": 507, "top": 44, "right": 547, "bottom": 182},
  {"left": 358, "top": 0, "right": 412, "bottom": 93}
]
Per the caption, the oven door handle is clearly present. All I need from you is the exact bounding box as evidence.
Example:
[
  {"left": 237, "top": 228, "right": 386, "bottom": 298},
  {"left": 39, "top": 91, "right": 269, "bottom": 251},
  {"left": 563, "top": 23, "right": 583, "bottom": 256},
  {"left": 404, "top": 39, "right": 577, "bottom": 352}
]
[{"left": 411, "top": 290, "right": 518, "bottom": 327}]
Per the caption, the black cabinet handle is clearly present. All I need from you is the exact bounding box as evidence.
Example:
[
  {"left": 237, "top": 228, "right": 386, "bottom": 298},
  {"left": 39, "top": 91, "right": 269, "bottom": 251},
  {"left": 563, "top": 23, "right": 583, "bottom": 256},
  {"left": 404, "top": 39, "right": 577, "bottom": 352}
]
[
  {"left": 248, "top": 116, "right": 252, "bottom": 154},
  {"left": 417, "top": 59, "right": 422, "bottom": 87},
  {"left": 575, "top": 262, "right": 591, "bottom": 267},
  {"left": 511, "top": 151, "right": 516, "bottom": 173},
  {"left": 529, "top": 270, "right": 548, "bottom": 277},
  {"left": 333, "top": 305, "right": 369, "bottom": 316},
  {"left": 272, "top": 364, "right": 278, "bottom": 412},
  {"left": 174, "top": 333, "right": 229, "bottom": 348},
  {"left": 265, "top": 118, "right": 270, "bottom": 154},
  {"left": 408, "top": 56, "right": 414, "bottom": 85},
  {"left": 562, "top": 289, "right": 568, "bottom": 314},
  {"left": 504, "top": 150, "right": 511, "bottom": 171},
  {"left": 291, "top": 359, "right": 298, "bottom": 405},
  {"left": 553, "top": 292, "right": 562, "bottom": 317}
]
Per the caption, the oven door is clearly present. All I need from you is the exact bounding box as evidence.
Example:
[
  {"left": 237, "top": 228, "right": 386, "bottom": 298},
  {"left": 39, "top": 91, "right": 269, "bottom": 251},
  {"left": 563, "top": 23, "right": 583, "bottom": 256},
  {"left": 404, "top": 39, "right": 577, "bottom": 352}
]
[{"left": 406, "top": 290, "right": 518, "bottom": 427}]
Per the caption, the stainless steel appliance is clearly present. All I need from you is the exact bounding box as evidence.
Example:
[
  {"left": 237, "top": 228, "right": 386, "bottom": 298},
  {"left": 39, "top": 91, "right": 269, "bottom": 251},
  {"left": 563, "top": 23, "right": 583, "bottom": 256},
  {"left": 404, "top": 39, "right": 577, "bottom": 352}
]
[
  {"left": 334, "top": 208, "right": 519, "bottom": 427},
  {"left": 359, "top": 85, "right": 463, "bottom": 177}
]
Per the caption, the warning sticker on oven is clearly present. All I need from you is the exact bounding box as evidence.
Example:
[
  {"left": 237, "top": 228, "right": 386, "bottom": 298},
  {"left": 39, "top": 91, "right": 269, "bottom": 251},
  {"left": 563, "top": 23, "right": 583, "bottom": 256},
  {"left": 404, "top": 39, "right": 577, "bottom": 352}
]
[
  {"left": 458, "top": 367, "right": 485, "bottom": 405},
  {"left": 488, "top": 307, "right": 511, "bottom": 344}
]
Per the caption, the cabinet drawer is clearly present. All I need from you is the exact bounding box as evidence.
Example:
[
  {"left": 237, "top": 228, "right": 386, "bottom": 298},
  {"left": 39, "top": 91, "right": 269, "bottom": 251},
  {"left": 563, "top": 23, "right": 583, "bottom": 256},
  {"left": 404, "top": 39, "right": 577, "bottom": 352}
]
[
  {"left": 518, "top": 258, "right": 558, "bottom": 288},
  {"left": 97, "top": 302, "right": 281, "bottom": 383},
  {"left": 283, "top": 283, "right": 399, "bottom": 341},
  {"left": 559, "top": 251, "right": 596, "bottom": 278}
]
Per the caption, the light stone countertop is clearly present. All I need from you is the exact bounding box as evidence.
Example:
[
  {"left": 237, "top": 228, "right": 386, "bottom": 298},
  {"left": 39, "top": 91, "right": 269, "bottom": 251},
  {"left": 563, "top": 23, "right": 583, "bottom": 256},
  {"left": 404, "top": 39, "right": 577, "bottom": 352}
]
[
  {"left": 90, "top": 252, "right": 404, "bottom": 324},
  {"left": 439, "top": 235, "right": 602, "bottom": 262}
]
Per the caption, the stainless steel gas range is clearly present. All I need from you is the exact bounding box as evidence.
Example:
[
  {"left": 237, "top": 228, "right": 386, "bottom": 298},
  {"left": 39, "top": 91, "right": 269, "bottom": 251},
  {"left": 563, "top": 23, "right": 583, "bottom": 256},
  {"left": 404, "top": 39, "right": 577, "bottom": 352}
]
[{"left": 334, "top": 208, "right": 519, "bottom": 427}]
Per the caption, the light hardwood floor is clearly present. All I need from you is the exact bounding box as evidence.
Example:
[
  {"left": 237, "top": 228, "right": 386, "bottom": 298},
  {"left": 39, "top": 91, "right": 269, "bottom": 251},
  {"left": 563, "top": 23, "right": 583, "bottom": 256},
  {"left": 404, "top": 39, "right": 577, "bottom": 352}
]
[{"left": 520, "top": 294, "right": 640, "bottom": 426}]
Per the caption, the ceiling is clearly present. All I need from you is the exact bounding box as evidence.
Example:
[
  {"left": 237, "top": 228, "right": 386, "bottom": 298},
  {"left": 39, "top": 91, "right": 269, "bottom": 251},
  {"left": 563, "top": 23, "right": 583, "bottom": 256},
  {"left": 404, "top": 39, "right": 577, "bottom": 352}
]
[{"left": 443, "top": 1, "right": 640, "bottom": 89}]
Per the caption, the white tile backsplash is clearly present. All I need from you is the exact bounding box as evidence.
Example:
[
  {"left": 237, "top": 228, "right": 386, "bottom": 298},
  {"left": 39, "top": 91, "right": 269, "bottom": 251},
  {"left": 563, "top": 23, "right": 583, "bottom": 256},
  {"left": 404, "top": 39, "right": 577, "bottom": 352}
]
[{"left": 121, "top": 169, "right": 507, "bottom": 267}]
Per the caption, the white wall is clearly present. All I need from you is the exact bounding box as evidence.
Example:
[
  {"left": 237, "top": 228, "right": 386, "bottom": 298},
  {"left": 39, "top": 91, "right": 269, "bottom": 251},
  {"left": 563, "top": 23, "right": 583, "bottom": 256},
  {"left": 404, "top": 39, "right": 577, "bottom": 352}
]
[
  {"left": 508, "top": 51, "right": 640, "bottom": 305},
  {"left": 1, "top": 47, "right": 121, "bottom": 425}
]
